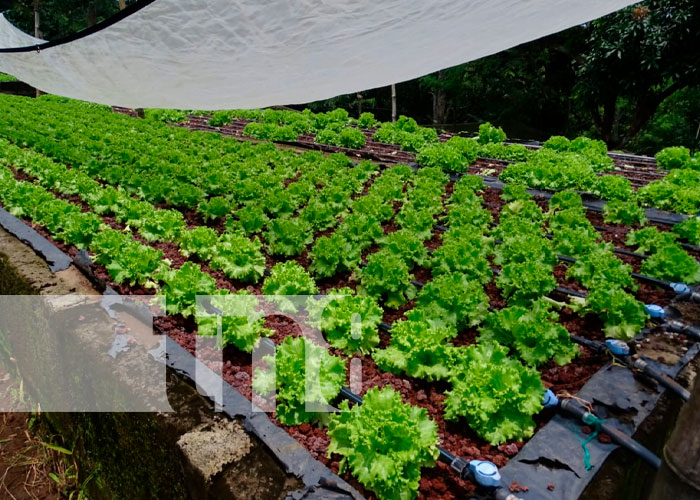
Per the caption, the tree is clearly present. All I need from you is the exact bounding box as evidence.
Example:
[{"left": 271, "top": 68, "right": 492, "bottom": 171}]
[
  {"left": 420, "top": 68, "right": 461, "bottom": 126},
  {"left": 6, "top": 0, "right": 134, "bottom": 40},
  {"left": 574, "top": 0, "right": 700, "bottom": 148}
]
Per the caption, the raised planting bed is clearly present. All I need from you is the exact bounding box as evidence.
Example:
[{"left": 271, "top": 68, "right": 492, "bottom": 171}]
[{"left": 1, "top": 94, "right": 699, "bottom": 500}]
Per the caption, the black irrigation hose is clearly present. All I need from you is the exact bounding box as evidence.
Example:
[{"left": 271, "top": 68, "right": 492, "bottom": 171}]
[
  {"left": 442, "top": 168, "right": 687, "bottom": 228},
  {"left": 662, "top": 319, "right": 700, "bottom": 342},
  {"left": 554, "top": 252, "right": 673, "bottom": 289},
  {"left": 558, "top": 399, "right": 662, "bottom": 469},
  {"left": 592, "top": 224, "right": 700, "bottom": 254},
  {"left": 467, "top": 162, "right": 656, "bottom": 189},
  {"left": 568, "top": 335, "right": 690, "bottom": 402}
]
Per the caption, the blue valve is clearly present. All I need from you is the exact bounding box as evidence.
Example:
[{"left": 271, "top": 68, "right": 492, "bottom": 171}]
[
  {"left": 543, "top": 389, "right": 559, "bottom": 408},
  {"left": 670, "top": 282, "right": 690, "bottom": 295},
  {"left": 645, "top": 304, "right": 665, "bottom": 319},
  {"left": 605, "top": 339, "right": 630, "bottom": 356},
  {"left": 469, "top": 460, "right": 501, "bottom": 488}
]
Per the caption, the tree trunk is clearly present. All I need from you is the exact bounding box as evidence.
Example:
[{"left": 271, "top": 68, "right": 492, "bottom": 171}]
[
  {"left": 596, "top": 83, "right": 684, "bottom": 149},
  {"left": 33, "top": 0, "right": 41, "bottom": 98},
  {"left": 649, "top": 375, "right": 700, "bottom": 499},
  {"left": 391, "top": 84, "right": 397, "bottom": 123},
  {"left": 432, "top": 70, "right": 447, "bottom": 126},
  {"left": 617, "top": 87, "right": 681, "bottom": 148},
  {"left": 87, "top": 0, "right": 97, "bottom": 27},
  {"left": 33, "top": 0, "right": 41, "bottom": 39},
  {"left": 601, "top": 95, "right": 617, "bottom": 145}
]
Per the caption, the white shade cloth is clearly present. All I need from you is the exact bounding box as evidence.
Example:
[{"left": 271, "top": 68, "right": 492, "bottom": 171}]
[
  {"left": 0, "top": 13, "right": 44, "bottom": 48},
  {"left": 0, "top": 0, "right": 636, "bottom": 109}
]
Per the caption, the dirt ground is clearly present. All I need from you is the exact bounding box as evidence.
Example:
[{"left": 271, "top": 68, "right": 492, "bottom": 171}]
[
  {"left": 0, "top": 412, "right": 62, "bottom": 500},
  {"left": 0, "top": 360, "right": 80, "bottom": 500}
]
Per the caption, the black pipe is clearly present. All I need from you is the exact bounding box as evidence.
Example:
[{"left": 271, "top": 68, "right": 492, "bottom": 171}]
[
  {"left": 664, "top": 319, "right": 700, "bottom": 342},
  {"left": 569, "top": 334, "right": 605, "bottom": 353},
  {"left": 632, "top": 358, "right": 691, "bottom": 402},
  {"left": 568, "top": 335, "right": 690, "bottom": 402},
  {"left": 441, "top": 168, "right": 685, "bottom": 227},
  {"left": 558, "top": 399, "right": 662, "bottom": 469}
]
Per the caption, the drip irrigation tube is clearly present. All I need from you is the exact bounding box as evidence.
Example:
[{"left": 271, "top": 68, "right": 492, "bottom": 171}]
[
  {"left": 557, "top": 399, "right": 662, "bottom": 469},
  {"left": 666, "top": 320, "right": 700, "bottom": 340},
  {"left": 448, "top": 173, "right": 689, "bottom": 227},
  {"left": 568, "top": 335, "right": 691, "bottom": 402},
  {"left": 592, "top": 224, "right": 700, "bottom": 254}
]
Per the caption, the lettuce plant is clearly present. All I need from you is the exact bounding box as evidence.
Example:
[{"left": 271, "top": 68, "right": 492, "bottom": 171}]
[
  {"left": 579, "top": 286, "right": 647, "bottom": 340},
  {"left": 626, "top": 226, "right": 678, "bottom": 254},
  {"left": 496, "top": 261, "right": 556, "bottom": 306},
  {"left": 53, "top": 211, "right": 102, "bottom": 249},
  {"left": 265, "top": 218, "right": 313, "bottom": 257},
  {"left": 381, "top": 229, "right": 429, "bottom": 269},
  {"left": 178, "top": 226, "right": 219, "bottom": 261},
  {"left": 430, "top": 233, "right": 492, "bottom": 283},
  {"left": 210, "top": 233, "right": 266, "bottom": 283},
  {"left": 93, "top": 228, "right": 166, "bottom": 287},
  {"left": 309, "top": 234, "right": 361, "bottom": 278},
  {"left": 566, "top": 246, "right": 637, "bottom": 291},
  {"left": 230, "top": 204, "right": 267, "bottom": 235},
  {"left": 253, "top": 336, "right": 346, "bottom": 425},
  {"left": 310, "top": 287, "right": 382, "bottom": 355},
  {"left": 656, "top": 146, "right": 691, "bottom": 170},
  {"left": 413, "top": 273, "right": 489, "bottom": 330},
  {"left": 196, "top": 290, "right": 273, "bottom": 352},
  {"left": 358, "top": 251, "right": 416, "bottom": 308},
  {"left": 416, "top": 144, "right": 471, "bottom": 172},
  {"left": 477, "top": 122, "right": 506, "bottom": 145},
  {"left": 356, "top": 112, "right": 378, "bottom": 129},
  {"left": 445, "top": 202, "right": 493, "bottom": 232},
  {"left": 602, "top": 199, "right": 647, "bottom": 226},
  {"left": 328, "top": 386, "right": 439, "bottom": 500},
  {"left": 337, "top": 213, "right": 383, "bottom": 249},
  {"left": 197, "top": 196, "right": 231, "bottom": 221},
  {"left": 478, "top": 299, "right": 579, "bottom": 366},
  {"left": 641, "top": 244, "right": 700, "bottom": 284},
  {"left": 396, "top": 205, "right": 436, "bottom": 240},
  {"left": 673, "top": 216, "right": 700, "bottom": 245},
  {"left": 374, "top": 315, "right": 458, "bottom": 381},
  {"left": 445, "top": 342, "right": 543, "bottom": 445},
  {"left": 157, "top": 262, "right": 217, "bottom": 317},
  {"left": 139, "top": 209, "right": 186, "bottom": 242},
  {"left": 262, "top": 262, "right": 319, "bottom": 312}
]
